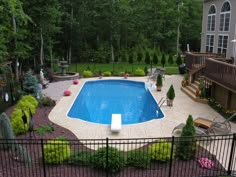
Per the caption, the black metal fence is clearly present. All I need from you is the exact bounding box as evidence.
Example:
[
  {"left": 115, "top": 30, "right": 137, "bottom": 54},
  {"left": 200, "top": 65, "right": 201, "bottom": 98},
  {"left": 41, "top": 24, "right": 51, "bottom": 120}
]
[{"left": 0, "top": 134, "right": 236, "bottom": 177}]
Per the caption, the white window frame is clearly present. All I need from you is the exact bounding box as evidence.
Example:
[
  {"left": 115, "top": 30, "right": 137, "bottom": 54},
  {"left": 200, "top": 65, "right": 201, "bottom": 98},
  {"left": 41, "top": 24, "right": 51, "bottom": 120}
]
[
  {"left": 207, "top": 5, "right": 216, "bottom": 32},
  {"left": 206, "top": 34, "right": 214, "bottom": 53},
  {"left": 219, "top": 1, "right": 231, "bottom": 32},
  {"left": 217, "top": 35, "right": 228, "bottom": 55}
]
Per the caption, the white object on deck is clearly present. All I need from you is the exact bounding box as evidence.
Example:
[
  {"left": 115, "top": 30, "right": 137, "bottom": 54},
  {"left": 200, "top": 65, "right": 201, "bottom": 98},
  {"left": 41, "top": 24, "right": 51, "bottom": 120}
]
[{"left": 111, "top": 114, "right": 122, "bottom": 132}]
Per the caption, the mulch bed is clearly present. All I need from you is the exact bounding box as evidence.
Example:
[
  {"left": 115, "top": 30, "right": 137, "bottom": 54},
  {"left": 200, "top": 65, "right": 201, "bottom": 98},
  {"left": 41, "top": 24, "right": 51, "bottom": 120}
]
[{"left": 0, "top": 106, "right": 229, "bottom": 177}]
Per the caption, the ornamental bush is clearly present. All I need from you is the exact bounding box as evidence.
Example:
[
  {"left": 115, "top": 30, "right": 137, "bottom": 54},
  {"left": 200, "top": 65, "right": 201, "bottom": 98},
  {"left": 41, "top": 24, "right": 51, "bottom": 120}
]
[
  {"left": 68, "top": 151, "right": 94, "bottom": 166},
  {"left": 10, "top": 95, "right": 38, "bottom": 135},
  {"left": 23, "top": 70, "right": 38, "bottom": 97},
  {"left": 43, "top": 139, "right": 71, "bottom": 164},
  {"left": 103, "top": 71, "right": 112, "bottom": 76},
  {"left": 83, "top": 70, "right": 93, "bottom": 78},
  {"left": 148, "top": 139, "right": 174, "bottom": 162},
  {"left": 39, "top": 96, "right": 56, "bottom": 107},
  {"left": 91, "top": 146, "right": 125, "bottom": 173},
  {"left": 134, "top": 68, "right": 145, "bottom": 76},
  {"left": 176, "top": 115, "right": 196, "bottom": 160},
  {"left": 127, "top": 150, "right": 151, "bottom": 168}
]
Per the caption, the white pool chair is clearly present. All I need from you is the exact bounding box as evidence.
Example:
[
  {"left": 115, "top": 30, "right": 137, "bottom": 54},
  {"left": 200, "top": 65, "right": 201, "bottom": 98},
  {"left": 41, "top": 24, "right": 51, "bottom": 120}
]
[{"left": 111, "top": 114, "right": 122, "bottom": 133}]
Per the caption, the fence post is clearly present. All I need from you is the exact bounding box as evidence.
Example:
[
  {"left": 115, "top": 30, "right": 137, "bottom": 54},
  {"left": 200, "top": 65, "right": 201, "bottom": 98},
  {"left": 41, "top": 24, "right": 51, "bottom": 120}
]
[
  {"left": 168, "top": 136, "right": 175, "bottom": 177},
  {"left": 41, "top": 139, "right": 47, "bottom": 177},
  {"left": 227, "top": 134, "right": 236, "bottom": 175},
  {"left": 106, "top": 137, "right": 109, "bottom": 177}
]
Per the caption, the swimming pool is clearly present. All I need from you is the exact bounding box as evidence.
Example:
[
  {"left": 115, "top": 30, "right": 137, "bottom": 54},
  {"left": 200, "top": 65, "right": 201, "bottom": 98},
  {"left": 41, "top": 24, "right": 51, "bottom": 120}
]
[{"left": 67, "top": 79, "right": 164, "bottom": 124}]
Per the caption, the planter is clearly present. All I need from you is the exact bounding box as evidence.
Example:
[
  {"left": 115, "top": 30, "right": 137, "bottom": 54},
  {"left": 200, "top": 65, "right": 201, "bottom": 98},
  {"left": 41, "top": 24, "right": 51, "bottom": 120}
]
[
  {"left": 167, "top": 99, "right": 174, "bottom": 107},
  {"left": 73, "top": 79, "right": 79, "bottom": 84},
  {"left": 156, "top": 85, "right": 162, "bottom": 91},
  {"left": 64, "top": 90, "right": 71, "bottom": 96}
]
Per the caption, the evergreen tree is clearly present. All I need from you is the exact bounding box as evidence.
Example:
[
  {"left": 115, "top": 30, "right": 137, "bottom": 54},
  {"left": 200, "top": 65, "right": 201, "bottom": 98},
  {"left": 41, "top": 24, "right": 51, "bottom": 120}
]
[
  {"left": 177, "top": 115, "right": 196, "bottom": 160},
  {"left": 137, "top": 51, "right": 143, "bottom": 63},
  {"left": 168, "top": 54, "right": 174, "bottom": 65},
  {"left": 153, "top": 52, "right": 158, "bottom": 65},
  {"left": 23, "top": 70, "right": 38, "bottom": 97},
  {"left": 128, "top": 52, "right": 133, "bottom": 64},
  {"left": 145, "top": 51, "right": 150, "bottom": 64},
  {"left": 161, "top": 53, "right": 166, "bottom": 67},
  {"left": 176, "top": 53, "right": 183, "bottom": 66}
]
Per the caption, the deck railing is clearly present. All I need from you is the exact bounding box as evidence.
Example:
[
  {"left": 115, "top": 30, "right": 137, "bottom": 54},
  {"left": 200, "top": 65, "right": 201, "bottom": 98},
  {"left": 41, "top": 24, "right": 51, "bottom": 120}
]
[
  {"left": 0, "top": 134, "right": 236, "bottom": 177},
  {"left": 204, "top": 58, "right": 236, "bottom": 92}
]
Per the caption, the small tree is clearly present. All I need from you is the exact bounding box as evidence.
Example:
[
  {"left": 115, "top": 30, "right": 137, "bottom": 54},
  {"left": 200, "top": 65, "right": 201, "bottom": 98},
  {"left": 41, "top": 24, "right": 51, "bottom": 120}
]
[
  {"left": 168, "top": 55, "right": 174, "bottom": 65},
  {"left": 153, "top": 52, "right": 158, "bottom": 65},
  {"left": 161, "top": 53, "right": 166, "bottom": 67},
  {"left": 137, "top": 51, "right": 143, "bottom": 63},
  {"left": 177, "top": 115, "right": 196, "bottom": 160},
  {"left": 166, "top": 85, "right": 175, "bottom": 106},
  {"left": 176, "top": 53, "right": 183, "bottom": 66},
  {"left": 156, "top": 74, "right": 163, "bottom": 91},
  {"left": 167, "top": 85, "right": 175, "bottom": 100},
  {"left": 145, "top": 51, "right": 150, "bottom": 64},
  {"left": 23, "top": 70, "right": 38, "bottom": 97}
]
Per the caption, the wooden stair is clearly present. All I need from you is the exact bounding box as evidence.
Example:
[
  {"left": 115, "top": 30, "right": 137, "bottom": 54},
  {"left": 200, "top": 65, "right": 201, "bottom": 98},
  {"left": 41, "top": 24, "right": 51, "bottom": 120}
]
[{"left": 181, "top": 80, "right": 208, "bottom": 104}]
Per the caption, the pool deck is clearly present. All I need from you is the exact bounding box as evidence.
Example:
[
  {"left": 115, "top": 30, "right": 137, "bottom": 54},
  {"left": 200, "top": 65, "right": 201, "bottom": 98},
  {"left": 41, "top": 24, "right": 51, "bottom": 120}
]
[{"left": 44, "top": 75, "right": 236, "bottom": 139}]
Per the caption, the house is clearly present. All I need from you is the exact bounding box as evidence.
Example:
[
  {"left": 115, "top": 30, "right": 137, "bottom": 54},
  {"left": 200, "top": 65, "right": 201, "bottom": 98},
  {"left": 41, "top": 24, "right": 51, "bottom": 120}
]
[
  {"left": 200, "top": 0, "right": 236, "bottom": 61},
  {"left": 183, "top": 0, "right": 236, "bottom": 111}
]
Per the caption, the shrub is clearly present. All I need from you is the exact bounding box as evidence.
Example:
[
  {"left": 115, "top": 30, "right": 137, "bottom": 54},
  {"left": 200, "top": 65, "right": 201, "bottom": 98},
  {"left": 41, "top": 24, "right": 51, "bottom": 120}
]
[
  {"left": 10, "top": 109, "right": 29, "bottom": 135},
  {"left": 91, "top": 146, "right": 125, "bottom": 173},
  {"left": 10, "top": 95, "right": 38, "bottom": 135},
  {"left": 83, "top": 70, "right": 93, "bottom": 77},
  {"left": 20, "top": 95, "right": 38, "bottom": 109},
  {"left": 103, "top": 71, "right": 112, "bottom": 76},
  {"left": 64, "top": 90, "right": 71, "bottom": 96},
  {"left": 127, "top": 150, "right": 151, "bottom": 168},
  {"left": 156, "top": 74, "right": 163, "bottom": 87},
  {"left": 35, "top": 124, "right": 54, "bottom": 135},
  {"left": 68, "top": 151, "right": 94, "bottom": 166},
  {"left": 161, "top": 54, "right": 166, "bottom": 67},
  {"left": 176, "top": 115, "right": 196, "bottom": 160},
  {"left": 23, "top": 70, "right": 38, "bottom": 97},
  {"left": 43, "top": 139, "right": 71, "bottom": 164},
  {"left": 134, "top": 68, "right": 145, "bottom": 76},
  {"left": 168, "top": 55, "right": 174, "bottom": 65},
  {"left": 39, "top": 96, "right": 56, "bottom": 107},
  {"left": 176, "top": 53, "right": 183, "bottom": 65},
  {"left": 167, "top": 85, "right": 175, "bottom": 100},
  {"left": 148, "top": 140, "right": 174, "bottom": 162}
]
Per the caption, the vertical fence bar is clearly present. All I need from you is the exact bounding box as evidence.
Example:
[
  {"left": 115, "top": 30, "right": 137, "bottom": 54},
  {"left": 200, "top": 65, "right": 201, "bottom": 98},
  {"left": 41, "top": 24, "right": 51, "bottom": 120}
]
[
  {"left": 41, "top": 139, "right": 47, "bottom": 177},
  {"left": 227, "top": 134, "right": 236, "bottom": 175},
  {"left": 168, "top": 136, "right": 175, "bottom": 177},
  {"left": 106, "top": 137, "right": 109, "bottom": 177}
]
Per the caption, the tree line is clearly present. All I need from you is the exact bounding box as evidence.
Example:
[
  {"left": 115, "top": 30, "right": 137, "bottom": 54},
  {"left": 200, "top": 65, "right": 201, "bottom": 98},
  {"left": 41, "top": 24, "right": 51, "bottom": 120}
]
[{"left": 0, "top": 0, "right": 202, "bottom": 73}]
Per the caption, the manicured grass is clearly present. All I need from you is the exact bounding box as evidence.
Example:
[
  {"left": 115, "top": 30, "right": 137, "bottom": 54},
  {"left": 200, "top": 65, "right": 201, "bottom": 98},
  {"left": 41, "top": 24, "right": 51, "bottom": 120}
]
[{"left": 61, "top": 62, "right": 179, "bottom": 76}]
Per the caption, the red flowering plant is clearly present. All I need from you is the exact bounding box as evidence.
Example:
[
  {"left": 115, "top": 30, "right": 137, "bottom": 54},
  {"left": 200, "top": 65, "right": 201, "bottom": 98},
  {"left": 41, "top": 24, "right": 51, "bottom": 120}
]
[
  {"left": 64, "top": 90, "right": 72, "bottom": 96},
  {"left": 73, "top": 79, "right": 79, "bottom": 84},
  {"left": 124, "top": 73, "right": 129, "bottom": 79},
  {"left": 198, "top": 157, "right": 214, "bottom": 169}
]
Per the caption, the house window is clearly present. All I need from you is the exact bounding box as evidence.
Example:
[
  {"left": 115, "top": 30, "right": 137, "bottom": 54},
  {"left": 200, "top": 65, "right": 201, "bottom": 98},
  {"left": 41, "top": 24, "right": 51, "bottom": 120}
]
[
  {"left": 217, "top": 35, "right": 228, "bottom": 55},
  {"left": 207, "top": 5, "right": 216, "bottom": 32},
  {"left": 219, "top": 1, "right": 231, "bottom": 32},
  {"left": 206, "top": 35, "right": 214, "bottom": 53}
]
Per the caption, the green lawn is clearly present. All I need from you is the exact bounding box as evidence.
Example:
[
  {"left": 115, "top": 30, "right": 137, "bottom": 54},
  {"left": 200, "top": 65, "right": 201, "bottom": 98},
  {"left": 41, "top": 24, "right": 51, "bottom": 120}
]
[{"left": 61, "top": 62, "right": 179, "bottom": 76}]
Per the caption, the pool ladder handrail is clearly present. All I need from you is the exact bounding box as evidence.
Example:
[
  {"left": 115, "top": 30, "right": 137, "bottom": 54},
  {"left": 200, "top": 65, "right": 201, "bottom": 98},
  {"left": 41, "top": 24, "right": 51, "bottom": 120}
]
[{"left": 158, "top": 97, "right": 166, "bottom": 108}]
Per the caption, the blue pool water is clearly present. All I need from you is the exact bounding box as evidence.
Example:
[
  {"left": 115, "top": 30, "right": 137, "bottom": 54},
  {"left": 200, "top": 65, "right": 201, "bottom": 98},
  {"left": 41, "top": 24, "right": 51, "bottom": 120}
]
[{"left": 67, "top": 80, "right": 164, "bottom": 124}]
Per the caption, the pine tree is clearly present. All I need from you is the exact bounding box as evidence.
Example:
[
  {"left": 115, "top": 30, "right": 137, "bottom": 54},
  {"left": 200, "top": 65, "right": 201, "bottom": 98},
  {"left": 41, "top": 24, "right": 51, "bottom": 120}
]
[
  {"left": 176, "top": 53, "right": 183, "bottom": 66},
  {"left": 145, "top": 51, "right": 150, "bottom": 64},
  {"left": 153, "top": 52, "right": 158, "bottom": 65},
  {"left": 168, "top": 55, "right": 174, "bottom": 65},
  {"left": 161, "top": 54, "right": 166, "bottom": 67},
  {"left": 23, "top": 70, "right": 38, "bottom": 97},
  {"left": 177, "top": 115, "right": 196, "bottom": 160}
]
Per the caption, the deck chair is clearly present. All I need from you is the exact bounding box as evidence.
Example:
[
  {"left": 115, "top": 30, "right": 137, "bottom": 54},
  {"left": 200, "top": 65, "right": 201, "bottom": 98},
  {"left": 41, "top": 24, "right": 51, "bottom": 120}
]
[
  {"left": 194, "top": 112, "right": 236, "bottom": 135},
  {"left": 172, "top": 113, "right": 236, "bottom": 137}
]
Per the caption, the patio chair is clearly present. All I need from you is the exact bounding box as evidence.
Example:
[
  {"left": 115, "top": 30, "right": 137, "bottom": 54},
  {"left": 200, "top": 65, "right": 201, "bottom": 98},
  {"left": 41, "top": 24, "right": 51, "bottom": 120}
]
[
  {"left": 194, "top": 112, "right": 236, "bottom": 135},
  {"left": 172, "top": 113, "right": 236, "bottom": 137}
]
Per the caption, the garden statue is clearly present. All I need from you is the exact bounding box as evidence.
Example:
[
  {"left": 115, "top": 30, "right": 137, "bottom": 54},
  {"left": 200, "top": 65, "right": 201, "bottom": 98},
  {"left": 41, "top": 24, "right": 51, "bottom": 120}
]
[{"left": 40, "top": 69, "right": 49, "bottom": 88}]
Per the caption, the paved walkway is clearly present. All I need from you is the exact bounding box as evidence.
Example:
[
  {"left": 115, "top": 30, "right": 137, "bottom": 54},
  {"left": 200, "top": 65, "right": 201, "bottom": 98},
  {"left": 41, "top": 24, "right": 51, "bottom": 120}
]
[{"left": 43, "top": 75, "right": 236, "bottom": 140}]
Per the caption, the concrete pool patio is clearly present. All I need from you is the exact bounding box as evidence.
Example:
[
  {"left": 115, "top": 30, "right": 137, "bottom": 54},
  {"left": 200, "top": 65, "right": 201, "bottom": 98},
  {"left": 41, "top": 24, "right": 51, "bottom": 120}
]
[{"left": 43, "top": 75, "right": 236, "bottom": 139}]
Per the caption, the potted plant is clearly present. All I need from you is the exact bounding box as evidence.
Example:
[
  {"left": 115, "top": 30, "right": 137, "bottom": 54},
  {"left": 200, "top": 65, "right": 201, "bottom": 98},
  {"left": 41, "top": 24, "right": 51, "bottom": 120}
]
[
  {"left": 166, "top": 85, "right": 175, "bottom": 106},
  {"left": 156, "top": 74, "right": 163, "bottom": 91}
]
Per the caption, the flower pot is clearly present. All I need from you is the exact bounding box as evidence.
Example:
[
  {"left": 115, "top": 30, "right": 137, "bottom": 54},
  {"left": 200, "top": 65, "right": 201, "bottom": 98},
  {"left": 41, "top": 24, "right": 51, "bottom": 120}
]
[
  {"left": 167, "top": 99, "right": 173, "bottom": 107},
  {"left": 156, "top": 85, "right": 162, "bottom": 91}
]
